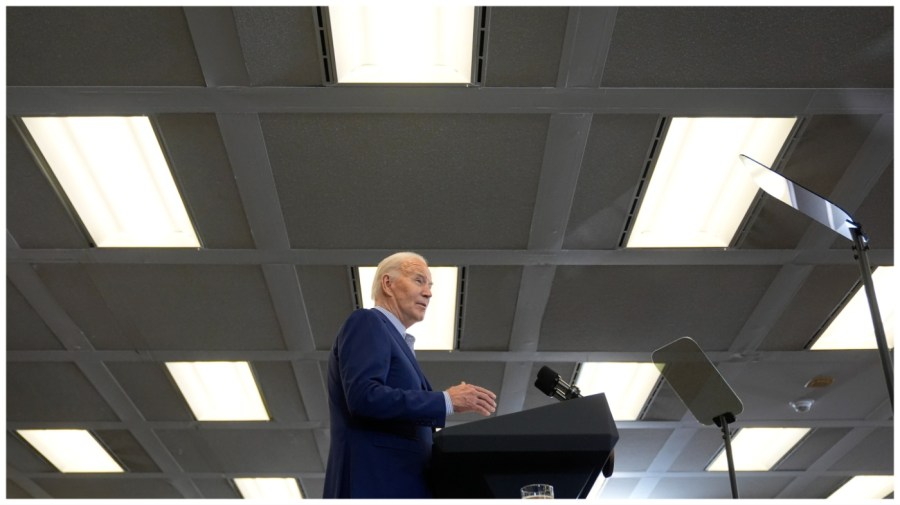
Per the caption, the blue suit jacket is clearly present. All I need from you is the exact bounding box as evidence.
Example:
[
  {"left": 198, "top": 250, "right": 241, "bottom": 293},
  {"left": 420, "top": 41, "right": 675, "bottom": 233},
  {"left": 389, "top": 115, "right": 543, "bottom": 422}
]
[{"left": 323, "top": 309, "right": 447, "bottom": 498}]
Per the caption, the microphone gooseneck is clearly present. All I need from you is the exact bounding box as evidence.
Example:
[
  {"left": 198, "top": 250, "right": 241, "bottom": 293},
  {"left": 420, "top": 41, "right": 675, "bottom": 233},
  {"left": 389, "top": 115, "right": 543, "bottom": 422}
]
[{"left": 534, "top": 366, "right": 582, "bottom": 401}]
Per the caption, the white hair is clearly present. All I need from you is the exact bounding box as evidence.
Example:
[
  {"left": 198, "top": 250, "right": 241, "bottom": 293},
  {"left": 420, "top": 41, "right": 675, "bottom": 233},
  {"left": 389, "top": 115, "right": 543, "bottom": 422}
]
[{"left": 371, "top": 251, "right": 427, "bottom": 302}]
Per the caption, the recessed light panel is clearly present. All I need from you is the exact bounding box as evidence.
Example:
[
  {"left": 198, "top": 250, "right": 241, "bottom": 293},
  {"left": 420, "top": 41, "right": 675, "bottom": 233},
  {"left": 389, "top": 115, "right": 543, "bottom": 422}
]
[
  {"left": 707, "top": 427, "right": 810, "bottom": 471},
  {"left": 574, "top": 362, "right": 660, "bottom": 420},
  {"left": 22, "top": 116, "right": 200, "bottom": 248},
  {"left": 329, "top": 5, "right": 474, "bottom": 83},
  {"left": 17, "top": 429, "right": 124, "bottom": 473},
  {"left": 166, "top": 362, "right": 270, "bottom": 421},
  {"left": 627, "top": 117, "right": 796, "bottom": 248},
  {"left": 827, "top": 475, "right": 894, "bottom": 500},
  {"left": 234, "top": 477, "right": 304, "bottom": 500}
]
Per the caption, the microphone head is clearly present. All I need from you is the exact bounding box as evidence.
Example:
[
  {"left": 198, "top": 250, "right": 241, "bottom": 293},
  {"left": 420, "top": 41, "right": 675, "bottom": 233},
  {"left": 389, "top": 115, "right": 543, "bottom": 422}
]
[{"left": 534, "top": 366, "right": 561, "bottom": 397}]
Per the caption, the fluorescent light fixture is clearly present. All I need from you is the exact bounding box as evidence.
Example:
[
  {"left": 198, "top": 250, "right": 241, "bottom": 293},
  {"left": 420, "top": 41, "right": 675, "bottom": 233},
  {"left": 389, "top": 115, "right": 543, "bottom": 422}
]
[
  {"left": 234, "top": 477, "right": 304, "bottom": 500},
  {"left": 627, "top": 117, "right": 796, "bottom": 248},
  {"left": 574, "top": 362, "right": 660, "bottom": 420},
  {"left": 812, "top": 266, "right": 896, "bottom": 350},
  {"left": 828, "top": 475, "right": 894, "bottom": 500},
  {"left": 22, "top": 116, "right": 200, "bottom": 248},
  {"left": 17, "top": 429, "right": 124, "bottom": 473},
  {"left": 166, "top": 362, "right": 269, "bottom": 421},
  {"left": 358, "top": 266, "right": 458, "bottom": 351},
  {"left": 329, "top": 5, "right": 474, "bottom": 83},
  {"left": 707, "top": 427, "right": 810, "bottom": 471}
]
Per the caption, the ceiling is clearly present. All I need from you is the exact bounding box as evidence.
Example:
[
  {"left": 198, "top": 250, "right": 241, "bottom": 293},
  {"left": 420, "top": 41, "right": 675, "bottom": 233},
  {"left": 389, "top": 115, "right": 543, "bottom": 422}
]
[{"left": 5, "top": 6, "right": 894, "bottom": 500}]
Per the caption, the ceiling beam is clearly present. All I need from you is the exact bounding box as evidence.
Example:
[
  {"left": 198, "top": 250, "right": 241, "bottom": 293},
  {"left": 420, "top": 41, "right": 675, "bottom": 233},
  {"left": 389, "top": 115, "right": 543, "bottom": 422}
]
[
  {"left": 556, "top": 7, "right": 617, "bottom": 88},
  {"left": 7, "top": 247, "right": 892, "bottom": 267},
  {"left": 6, "top": 86, "right": 892, "bottom": 115},
  {"left": 183, "top": 7, "right": 251, "bottom": 87},
  {"left": 499, "top": 111, "right": 593, "bottom": 415},
  {"left": 9, "top": 349, "right": 883, "bottom": 366},
  {"left": 212, "top": 78, "right": 331, "bottom": 472}
]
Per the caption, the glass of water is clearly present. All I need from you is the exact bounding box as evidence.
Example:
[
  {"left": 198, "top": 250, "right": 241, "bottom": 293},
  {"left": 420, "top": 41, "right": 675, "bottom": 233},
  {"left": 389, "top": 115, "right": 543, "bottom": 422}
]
[{"left": 521, "top": 483, "right": 554, "bottom": 499}]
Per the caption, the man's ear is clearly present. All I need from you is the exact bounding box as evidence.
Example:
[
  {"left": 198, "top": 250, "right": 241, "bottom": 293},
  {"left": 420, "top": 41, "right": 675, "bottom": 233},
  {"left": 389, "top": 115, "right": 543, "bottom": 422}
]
[{"left": 380, "top": 274, "right": 393, "bottom": 297}]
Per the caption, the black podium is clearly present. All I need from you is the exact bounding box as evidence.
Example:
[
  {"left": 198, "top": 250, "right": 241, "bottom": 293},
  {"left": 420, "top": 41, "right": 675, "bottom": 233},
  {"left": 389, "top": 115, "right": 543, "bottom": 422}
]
[{"left": 430, "top": 393, "right": 618, "bottom": 498}]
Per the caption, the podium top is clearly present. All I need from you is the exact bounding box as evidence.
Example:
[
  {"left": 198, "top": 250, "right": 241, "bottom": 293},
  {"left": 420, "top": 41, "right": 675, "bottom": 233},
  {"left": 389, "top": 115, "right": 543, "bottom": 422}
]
[{"left": 434, "top": 393, "right": 618, "bottom": 453}]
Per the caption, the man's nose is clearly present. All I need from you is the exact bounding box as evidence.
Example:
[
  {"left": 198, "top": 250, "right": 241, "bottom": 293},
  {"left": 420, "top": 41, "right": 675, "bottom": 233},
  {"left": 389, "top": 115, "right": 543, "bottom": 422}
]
[{"left": 423, "top": 285, "right": 432, "bottom": 297}]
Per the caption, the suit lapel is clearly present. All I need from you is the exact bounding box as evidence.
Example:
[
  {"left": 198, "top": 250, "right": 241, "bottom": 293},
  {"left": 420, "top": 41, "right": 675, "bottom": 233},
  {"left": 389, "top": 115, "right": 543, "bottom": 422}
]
[{"left": 372, "top": 309, "right": 430, "bottom": 391}]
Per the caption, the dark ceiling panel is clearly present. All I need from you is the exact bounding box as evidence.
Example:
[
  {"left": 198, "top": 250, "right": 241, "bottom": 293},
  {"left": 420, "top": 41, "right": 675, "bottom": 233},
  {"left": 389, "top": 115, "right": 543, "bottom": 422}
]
[
  {"left": 156, "top": 114, "right": 255, "bottom": 249},
  {"left": 7, "top": 280, "right": 63, "bottom": 351},
  {"left": 650, "top": 475, "right": 794, "bottom": 499},
  {"left": 779, "top": 428, "right": 852, "bottom": 471},
  {"left": 37, "top": 264, "right": 284, "bottom": 351},
  {"left": 540, "top": 266, "right": 780, "bottom": 352},
  {"left": 253, "top": 361, "right": 309, "bottom": 422},
  {"left": 7, "top": 362, "right": 118, "bottom": 422},
  {"left": 612, "top": 428, "right": 672, "bottom": 472},
  {"left": 83, "top": 265, "right": 284, "bottom": 351},
  {"left": 564, "top": 114, "right": 661, "bottom": 249},
  {"left": 296, "top": 266, "right": 355, "bottom": 351},
  {"left": 33, "top": 478, "right": 182, "bottom": 499},
  {"left": 34, "top": 264, "right": 142, "bottom": 351},
  {"left": 459, "top": 266, "right": 522, "bottom": 351},
  {"left": 841, "top": 162, "right": 894, "bottom": 250},
  {"left": 158, "top": 429, "right": 323, "bottom": 473},
  {"left": 263, "top": 114, "right": 548, "bottom": 249},
  {"left": 6, "top": 7, "right": 204, "bottom": 86},
  {"left": 829, "top": 427, "right": 894, "bottom": 472},
  {"left": 484, "top": 7, "right": 569, "bottom": 87},
  {"left": 233, "top": 7, "right": 323, "bottom": 86},
  {"left": 604, "top": 7, "right": 893, "bottom": 88}
]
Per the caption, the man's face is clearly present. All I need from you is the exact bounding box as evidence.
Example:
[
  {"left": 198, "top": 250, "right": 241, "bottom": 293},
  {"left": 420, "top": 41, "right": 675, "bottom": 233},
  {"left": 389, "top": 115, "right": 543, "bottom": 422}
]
[{"left": 385, "top": 258, "right": 433, "bottom": 328}]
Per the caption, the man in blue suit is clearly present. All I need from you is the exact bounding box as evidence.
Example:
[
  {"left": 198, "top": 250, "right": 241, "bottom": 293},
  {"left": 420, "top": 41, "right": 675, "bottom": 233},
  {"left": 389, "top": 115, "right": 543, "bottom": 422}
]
[{"left": 324, "top": 252, "right": 498, "bottom": 498}]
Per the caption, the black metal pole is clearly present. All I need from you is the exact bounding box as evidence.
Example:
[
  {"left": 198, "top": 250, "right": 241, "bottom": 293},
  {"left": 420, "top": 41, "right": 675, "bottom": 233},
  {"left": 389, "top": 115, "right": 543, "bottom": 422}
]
[
  {"left": 850, "top": 226, "right": 893, "bottom": 410},
  {"left": 714, "top": 413, "right": 739, "bottom": 499}
]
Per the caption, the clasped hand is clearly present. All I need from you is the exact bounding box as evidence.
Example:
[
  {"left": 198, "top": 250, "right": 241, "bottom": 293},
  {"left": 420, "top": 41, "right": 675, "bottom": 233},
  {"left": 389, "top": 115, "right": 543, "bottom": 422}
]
[{"left": 446, "top": 381, "right": 497, "bottom": 416}]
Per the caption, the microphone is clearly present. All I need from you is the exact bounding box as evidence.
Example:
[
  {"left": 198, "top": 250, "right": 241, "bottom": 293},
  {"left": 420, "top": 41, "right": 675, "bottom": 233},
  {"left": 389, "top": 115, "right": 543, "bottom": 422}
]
[{"left": 535, "top": 366, "right": 582, "bottom": 401}]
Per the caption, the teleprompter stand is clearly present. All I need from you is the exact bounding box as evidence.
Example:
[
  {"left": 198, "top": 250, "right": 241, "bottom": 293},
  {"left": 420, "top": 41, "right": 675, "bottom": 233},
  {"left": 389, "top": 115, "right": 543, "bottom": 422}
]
[
  {"left": 653, "top": 337, "right": 744, "bottom": 499},
  {"left": 740, "top": 154, "right": 893, "bottom": 410}
]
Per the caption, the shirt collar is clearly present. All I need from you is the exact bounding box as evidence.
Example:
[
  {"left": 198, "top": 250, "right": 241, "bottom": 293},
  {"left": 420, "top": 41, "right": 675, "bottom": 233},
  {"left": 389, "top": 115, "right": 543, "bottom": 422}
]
[{"left": 374, "top": 306, "right": 407, "bottom": 337}]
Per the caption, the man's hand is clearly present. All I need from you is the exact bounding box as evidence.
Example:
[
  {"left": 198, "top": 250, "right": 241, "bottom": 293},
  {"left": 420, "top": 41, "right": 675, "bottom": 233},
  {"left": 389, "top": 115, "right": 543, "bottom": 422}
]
[{"left": 446, "top": 381, "right": 497, "bottom": 416}]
